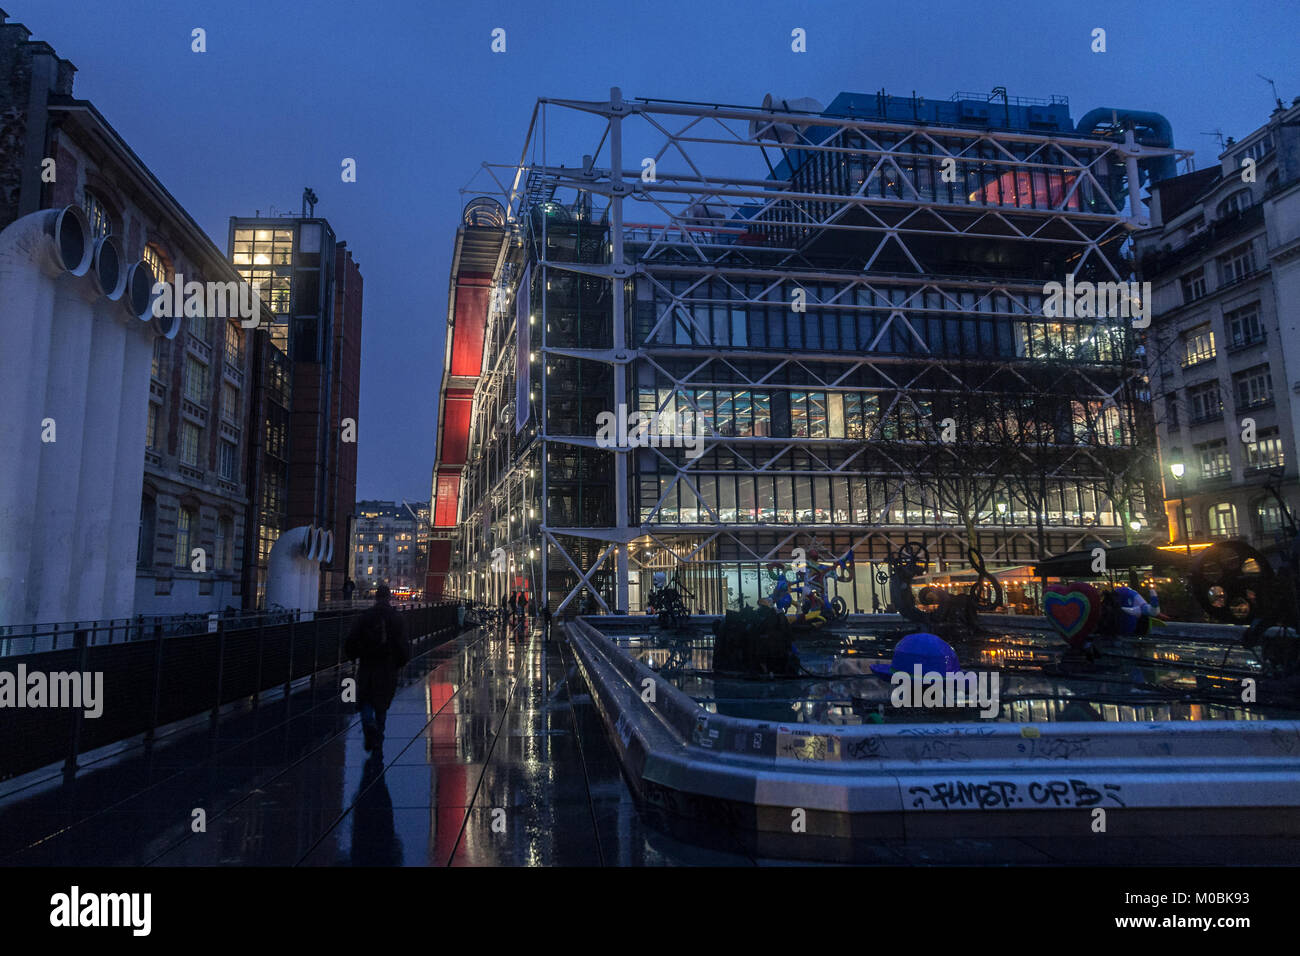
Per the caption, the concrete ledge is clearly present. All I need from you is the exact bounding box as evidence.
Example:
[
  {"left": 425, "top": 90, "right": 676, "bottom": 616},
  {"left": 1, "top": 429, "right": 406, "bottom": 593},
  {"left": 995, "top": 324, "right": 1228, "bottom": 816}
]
[{"left": 564, "top": 617, "right": 1300, "bottom": 858}]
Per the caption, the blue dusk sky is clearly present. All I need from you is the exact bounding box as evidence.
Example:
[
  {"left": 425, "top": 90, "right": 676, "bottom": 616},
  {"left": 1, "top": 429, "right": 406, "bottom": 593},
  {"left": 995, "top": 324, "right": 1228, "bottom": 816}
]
[{"left": 11, "top": 0, "right": 1297, "bottom": 500}]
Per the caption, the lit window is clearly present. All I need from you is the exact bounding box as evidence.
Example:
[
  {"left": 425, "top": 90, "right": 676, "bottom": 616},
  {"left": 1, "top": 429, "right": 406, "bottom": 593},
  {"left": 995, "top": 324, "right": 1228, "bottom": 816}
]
[
  {"left": 84, "top": 191, "right": 113, "bottom": 239},
  {"left": 175, "top": 507, "right": 195, "bottom": 568},
  {"left": 1182, "top": 324, "right": 1215, "bottom": 367},
  {"left": 143, "top": 244, "right": 169, "bottom": 284},
  {"left": 1207, "top": 502, "right": 1238, "bottom": 538},
  {"left": 1245, "top": 429, "right": 1284, "bottom": 470},
  {"left": 146, "top": 402, "right": 159, "bottom": 449}
]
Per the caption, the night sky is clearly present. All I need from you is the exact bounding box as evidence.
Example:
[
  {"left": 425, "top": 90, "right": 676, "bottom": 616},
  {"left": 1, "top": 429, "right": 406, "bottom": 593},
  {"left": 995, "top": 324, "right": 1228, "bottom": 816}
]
[{"left": 13, "top": 0, "right": 1296, "bottom": 501}]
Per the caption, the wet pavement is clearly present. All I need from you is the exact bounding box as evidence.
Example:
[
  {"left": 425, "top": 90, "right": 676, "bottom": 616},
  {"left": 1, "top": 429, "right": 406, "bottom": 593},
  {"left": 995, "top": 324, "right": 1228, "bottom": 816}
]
[
  {"left": 4, "top": 621, "right": 1297, "bottom": 866},
  {"left": 0, "top": 624, "right": 753, "bottom": 866}
]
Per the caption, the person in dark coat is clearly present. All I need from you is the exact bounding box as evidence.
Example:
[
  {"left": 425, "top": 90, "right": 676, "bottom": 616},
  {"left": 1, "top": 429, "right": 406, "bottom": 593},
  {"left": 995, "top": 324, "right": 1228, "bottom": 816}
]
[{"left": 344, "top": 584, "right": 409, "bottom": 753}]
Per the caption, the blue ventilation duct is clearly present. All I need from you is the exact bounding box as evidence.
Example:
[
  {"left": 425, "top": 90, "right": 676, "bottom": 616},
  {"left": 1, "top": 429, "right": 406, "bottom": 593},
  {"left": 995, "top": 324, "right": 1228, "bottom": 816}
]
[{"left": 1075, "top": 108, "right": 1179, "bottom": 184}]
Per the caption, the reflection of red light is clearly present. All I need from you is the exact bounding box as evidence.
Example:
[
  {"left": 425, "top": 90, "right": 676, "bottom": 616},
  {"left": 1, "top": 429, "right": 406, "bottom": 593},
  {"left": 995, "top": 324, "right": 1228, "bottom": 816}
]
[{"left": 969, "top": 170, "right": 1079, "bottom": 209}]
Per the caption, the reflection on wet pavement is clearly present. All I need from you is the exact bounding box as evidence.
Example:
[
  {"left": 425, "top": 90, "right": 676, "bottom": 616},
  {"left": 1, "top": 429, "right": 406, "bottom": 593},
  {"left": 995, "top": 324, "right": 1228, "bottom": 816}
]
[{"left": 0, "top": 626, "right": 753, "bottom": 866}]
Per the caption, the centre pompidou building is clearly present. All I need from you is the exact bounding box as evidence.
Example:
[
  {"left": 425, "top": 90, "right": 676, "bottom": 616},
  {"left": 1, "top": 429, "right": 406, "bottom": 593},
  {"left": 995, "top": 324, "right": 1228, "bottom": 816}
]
[{"left": 430, "top": 87, "right": 1186, "bottom": 615}]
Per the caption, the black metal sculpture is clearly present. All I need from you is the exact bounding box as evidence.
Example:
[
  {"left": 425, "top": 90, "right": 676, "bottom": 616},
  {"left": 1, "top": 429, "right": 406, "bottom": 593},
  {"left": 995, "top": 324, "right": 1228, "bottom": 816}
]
[{"left": 886, "top": 539, "right": 997, "bottom": 638}]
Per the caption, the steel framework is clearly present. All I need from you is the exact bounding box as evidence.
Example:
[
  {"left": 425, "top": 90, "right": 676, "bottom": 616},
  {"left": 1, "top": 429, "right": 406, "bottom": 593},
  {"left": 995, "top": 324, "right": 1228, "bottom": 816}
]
[{"left": 436, "top": 88, "right": 1189, "bottom": 615}]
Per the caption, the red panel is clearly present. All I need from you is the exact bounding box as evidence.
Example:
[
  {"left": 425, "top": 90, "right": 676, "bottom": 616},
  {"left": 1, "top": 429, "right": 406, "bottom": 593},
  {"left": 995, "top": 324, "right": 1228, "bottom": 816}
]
[
  {"left": 426, "top": 540, "right": 452, "bottom": 598},
  {"left": 440, "top": 394, "right": 472, "bottom": 466},
  {"left": 450, "top": 284, "right": 490, "bottom": 377},
  {"left": 433, "top": 476, "right": 460, "bottom": 527}
]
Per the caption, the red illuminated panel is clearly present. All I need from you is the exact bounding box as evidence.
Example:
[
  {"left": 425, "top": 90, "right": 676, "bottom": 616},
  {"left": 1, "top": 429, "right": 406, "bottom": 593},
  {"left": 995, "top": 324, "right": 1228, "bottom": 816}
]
[
  {"left": 969, "top": 171, "right": 1080, "bottom": 209},
  {"left": 433, "top": 474, "right": 461, "bottom": 527},
  {"left": 449, "top": 283, "right": 490, "bottom": 377},
  {"left": 425, "top": 540, "right": 452, "bottom": 598},
  {"left": 439, "top": 393, "right": 473, "bottom": 466}
]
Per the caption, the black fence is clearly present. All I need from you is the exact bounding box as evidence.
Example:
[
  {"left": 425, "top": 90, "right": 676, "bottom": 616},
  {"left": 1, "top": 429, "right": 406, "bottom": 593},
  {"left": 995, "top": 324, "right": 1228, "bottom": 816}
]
[{"left": 0, "top": 602, "right": 462, "bottom": 784}]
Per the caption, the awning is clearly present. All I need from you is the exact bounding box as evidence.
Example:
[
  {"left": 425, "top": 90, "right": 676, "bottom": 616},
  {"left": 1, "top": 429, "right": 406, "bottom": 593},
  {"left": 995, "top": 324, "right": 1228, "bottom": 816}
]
[{"left": 1032, "top": 544, "right": 1190, "bottom": 578}]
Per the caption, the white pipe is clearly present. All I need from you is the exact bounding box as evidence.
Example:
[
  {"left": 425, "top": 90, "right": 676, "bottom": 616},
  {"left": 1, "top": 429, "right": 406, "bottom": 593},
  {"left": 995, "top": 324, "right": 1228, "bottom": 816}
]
[
  {"left": 30, "top": 270, "right": 98, "bottom": 622},
  {"left": 68, "top": 296, "right": 126, "bottom": 619},
  {"left": 103, "top": 305, "right": 154, "bottom": 619},
  {"left": 0, "top": 205, "right": 91, "bottom": 625},
  {"left": 67, "top": 236, "right": 129, "bottom": 618},
  {"left": 299, "top": 527, "right": 320, "bottom": 612},
  {"left": 268, "top": 525, "right": 324, "bottom": 615}
]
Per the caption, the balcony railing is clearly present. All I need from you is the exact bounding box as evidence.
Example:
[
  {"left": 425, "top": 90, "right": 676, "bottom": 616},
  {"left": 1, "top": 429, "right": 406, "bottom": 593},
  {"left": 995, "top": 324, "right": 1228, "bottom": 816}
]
[{"left": 1226, "top": 332, "right": 1266, "bottom": 353}]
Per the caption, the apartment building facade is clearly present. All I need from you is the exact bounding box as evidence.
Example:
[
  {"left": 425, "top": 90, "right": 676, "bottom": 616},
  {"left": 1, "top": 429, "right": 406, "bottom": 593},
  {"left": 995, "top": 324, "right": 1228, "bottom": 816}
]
[{"left": 1137, "top": 96, "right": 1300, "bottom": 551}]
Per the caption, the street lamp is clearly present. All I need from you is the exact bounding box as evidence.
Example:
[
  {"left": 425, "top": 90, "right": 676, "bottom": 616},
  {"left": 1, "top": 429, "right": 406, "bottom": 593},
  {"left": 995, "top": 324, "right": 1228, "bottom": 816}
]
[{"left": 1169, "top": 462, "right": 1190, "bottom": 556}]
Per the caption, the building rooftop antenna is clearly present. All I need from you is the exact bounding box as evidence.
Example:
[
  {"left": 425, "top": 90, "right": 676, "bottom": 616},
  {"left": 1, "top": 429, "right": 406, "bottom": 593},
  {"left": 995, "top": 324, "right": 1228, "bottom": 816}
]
[
  {"left": 1200, "top": 128, "right": 1226, "bottom": 151},
  {"left": 1258, "top": 74, "right": 1284, "bottom": 110}
]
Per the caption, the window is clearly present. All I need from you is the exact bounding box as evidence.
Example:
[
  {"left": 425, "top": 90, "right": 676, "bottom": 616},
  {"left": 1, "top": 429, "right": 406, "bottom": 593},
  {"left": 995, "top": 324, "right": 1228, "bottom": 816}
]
[
  {"left": 1219, "top": 243, "right": 1257, "bottom": 285},
  {"left": 1217, "top": 191, "right": 1252, "bottom": 218},
  {"left": 1164, "top": 394, "right": 1179, "bottom": 429},
  {"left": 1233, "top": 364, "right": 1272, "bottom": 409},
  {"left": 1182, "top": 324, "right": 1215, "bottom": 367},
  {"left": 1236, "top": 137, "right": 1273, "bottom": 164},
  {"left": 152, "top": 337, "right": 167, "bottom": 379},
  {"left": 218, "top": 440, "right": 237, "bottom": 481},
  {"left": 146, "top": 402, "right": 159, "bottom": 449},
  {"left": 189, "top": 312, "right": 210, "bottom": 342},
  {"left": 215, "top": 516, "right": 232, "bottom": 570},
  {"left": 1181, "top": 269, "right": 1206, "bottom": 303},
  {"left": 1207, "top": 502, "right": 1238, "bottom": 538},
  {"left": 180, "top": 421, "right": 201, "bottom": 467},
  {"left": 221, "top": 382, "right": 239, "bottom": 424},
  {"left": 224, "top": 323, "right": 243, "bottom": 366},
  {"left": 1245, "top": 428, "right": 1284, "bottom": 470},
  {"left": 143, "top": 244, "right": 169, "bottom": 284},
  {"left": 233, "top": 228, "right": 292, "bottom": 314},
  {"left": 1256, "top": 498, "right": 1285, "bottom": 535},
  {"left": 84, "top": 191, "right": 113, "bottom": 239},
  {"left": 1225, "top": 303, "right": 1263, "bottom": 349},
  {"left": 184, "top": 355, "right": 210, "bottom": 404},
  {"left": 138, "top": 495, "right": 156, "bottom": 567},
  {"left": 1187, "top": 382, "right": 1222, "bottom": 423},
  {"left": 1196, "top": 439, "right": 1230, "bottom": 479},
  {"left": 175, "top": 507, "right": 195, "bottom": 568}
]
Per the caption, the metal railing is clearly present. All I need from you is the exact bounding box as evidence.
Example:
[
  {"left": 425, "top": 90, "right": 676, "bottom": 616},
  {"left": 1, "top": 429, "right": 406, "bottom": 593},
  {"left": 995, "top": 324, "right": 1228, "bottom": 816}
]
[{"left": 0, "top": 601, "right": 462, "bottom": 785}]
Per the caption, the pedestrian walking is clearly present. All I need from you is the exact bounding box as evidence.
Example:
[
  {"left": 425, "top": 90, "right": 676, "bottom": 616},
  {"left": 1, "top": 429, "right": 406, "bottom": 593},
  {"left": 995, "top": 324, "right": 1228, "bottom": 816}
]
[{"left": 344, "top": 584, "right": 409, "bottom": 755}]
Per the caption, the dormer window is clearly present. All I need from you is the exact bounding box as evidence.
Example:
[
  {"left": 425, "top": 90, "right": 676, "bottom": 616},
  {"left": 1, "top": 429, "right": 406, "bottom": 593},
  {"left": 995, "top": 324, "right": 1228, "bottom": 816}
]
[{"left": 1217, "top": 191, "right": 1251, "bottom": 218}]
